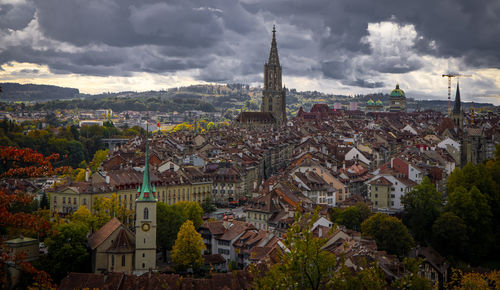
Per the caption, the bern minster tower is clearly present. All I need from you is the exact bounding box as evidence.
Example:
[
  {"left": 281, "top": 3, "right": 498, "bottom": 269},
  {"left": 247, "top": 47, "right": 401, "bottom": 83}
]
[
  {"left": 262, "top": 26, "right": 287, "bottom": 125},
  {"left": 134, "top": 132, "right": 157, "bottom": 273}
]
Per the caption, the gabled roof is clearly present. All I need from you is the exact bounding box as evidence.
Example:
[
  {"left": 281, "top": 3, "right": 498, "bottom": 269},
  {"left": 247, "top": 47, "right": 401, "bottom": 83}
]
[
  {"left": 368, "top": 176, "right": 392, "bottom": 186},
  {"left": 107, "top": 227, "right": 134, "bottom": 253},
  {"left": 200, "top": 220, "right": 226, "bottom": 236},
  {"left": 217, "top": 221, "right": 255, "bottom": 241},
  {"left": 88, "top": 217, "right": 122, "bottom": 250}
]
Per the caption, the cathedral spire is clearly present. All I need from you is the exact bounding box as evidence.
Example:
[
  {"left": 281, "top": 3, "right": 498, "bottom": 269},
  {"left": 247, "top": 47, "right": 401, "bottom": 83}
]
[
  {"left": 137, "top": 123, "right": 156, "bottom": 201},
  {"left": 268, "top": 25, "right": 280, "bottom": 66},
  {"left": 453, "top": 81, "right": 461, "bottom": 114}
]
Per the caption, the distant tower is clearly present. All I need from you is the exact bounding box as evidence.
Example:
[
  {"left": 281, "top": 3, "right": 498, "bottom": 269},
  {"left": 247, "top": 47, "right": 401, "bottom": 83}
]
[
  {"left": 389, "top": 84, "right": 407, "bottom": 112},
  {"left": 451, "top": 82, "right": 464, "bottom": 131},
  {"left": 135, "top": 129, "right": 157, "bottom": 272},
  {"left": 262, "top": 25, "right": 287, "bottom": 125}
]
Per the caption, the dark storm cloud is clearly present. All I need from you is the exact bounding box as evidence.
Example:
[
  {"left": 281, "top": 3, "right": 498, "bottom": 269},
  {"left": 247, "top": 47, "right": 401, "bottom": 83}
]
[
  {"left": 0, "top": 2, "right": 35, "bottom": 30},
  {"left": 0, "top": 0, "right": 499, "bottom": 85},
  {"left": 343, "top": 79, "right": 385, "bottom": 88}
]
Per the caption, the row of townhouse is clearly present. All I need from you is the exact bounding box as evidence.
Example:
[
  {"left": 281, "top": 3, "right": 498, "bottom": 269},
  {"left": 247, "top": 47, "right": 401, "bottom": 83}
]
[{"left": 49, "top": 166, "right": 212, "bottom": 215}]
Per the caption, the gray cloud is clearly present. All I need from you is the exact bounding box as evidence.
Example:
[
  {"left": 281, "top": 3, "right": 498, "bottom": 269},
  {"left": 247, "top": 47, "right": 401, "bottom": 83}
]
[
  {"left": 0, "top": 2, "right": 35, "bottom": 30},
  {"left": 343, "top": 79, "right": 385, "bottom": 88},
  {"left": 0, "top": 0, "right": 498, "bottom": 93}
]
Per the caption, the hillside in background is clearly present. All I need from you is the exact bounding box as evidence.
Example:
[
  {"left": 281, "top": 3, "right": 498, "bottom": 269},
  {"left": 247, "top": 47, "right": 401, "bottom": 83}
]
[
  {"left": 0, "top": 82, "right": 80, "bottom": 101},
  {"left": 0, "top": 82, "right": 496, "bottom": 114}
]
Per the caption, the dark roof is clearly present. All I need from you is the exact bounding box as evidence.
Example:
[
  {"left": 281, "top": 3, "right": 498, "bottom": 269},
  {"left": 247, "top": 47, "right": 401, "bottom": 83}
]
[
  {"left": 200, "top": 220, "right": 226, "bottom": 235},
  {"left": 204, "top": 254, "right": 226, "bottom": 265},
  {"left": 236, "top": 112, "right": 275, "bottom": 123},
  {"left": 59, "top": 271, "right": 253, "bottom": 290}
]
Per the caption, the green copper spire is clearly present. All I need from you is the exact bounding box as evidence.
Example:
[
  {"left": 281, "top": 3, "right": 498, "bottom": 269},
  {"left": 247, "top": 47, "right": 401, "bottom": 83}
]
[{"left": 137, "top": 124, "right": 156, "bottom": 202}]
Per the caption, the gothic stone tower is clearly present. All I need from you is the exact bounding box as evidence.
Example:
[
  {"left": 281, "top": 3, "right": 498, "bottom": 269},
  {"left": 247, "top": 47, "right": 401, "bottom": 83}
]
[
  {"left": 262, "top": 25, "right": 287, "bottom": 125},
  {"left": 451, "top": 82, "right": 464, "bottom": 131},
  {"left": 135, "top": 133, "right": 157, "bottom": 272}
]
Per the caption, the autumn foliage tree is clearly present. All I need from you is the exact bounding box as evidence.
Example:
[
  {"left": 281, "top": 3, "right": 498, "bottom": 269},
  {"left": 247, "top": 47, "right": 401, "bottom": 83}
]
[
  {"left": 0, "top": 145, "right": 71, "bottom": 178},
  {"left": 0, "top": 146, "right": 72, "bottom": 288},
  {"left": 171, "top": 220, "right": 206, "bottom": 272}
]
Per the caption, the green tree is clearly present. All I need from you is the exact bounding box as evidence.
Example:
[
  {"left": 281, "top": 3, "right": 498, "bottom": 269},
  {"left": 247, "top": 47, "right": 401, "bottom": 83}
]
[
  {"left": 36, "top": 221, "right": 90, "bottom": 283},
  {"left": 402, "top": 177, "right": 442, "bottom": 244},
  {"left": 253, "top": 211, "right": 338, "bottom": 290},
  {"left": 156, "top": 201, "right": 204, "bottom": 260},
  {"left": 92, "top": 194, "right": 134, "bottom": 230},
  {"left": 361, "top": 213, "right": 414, "bottom": 258},
  {"left": 431, "top": 212, "right": 468, "bottom": 259},
  {"left": 392, "top": 258, "right": 434, "bottom": 289},
  {"left": 70, "top": 205, "right": 95, "bottom": 230},
  {"left": 171, "top": 220, "right": 206, "bottom": 272},
  {"left": 446, "top": 186, "right": 493, "bottom": 262},
  {"left": 177, "top": 201, "right": 204, "bottom": 229},
  {"left": 201, "top": 196, "right": 216, "bottom": 213},
  {"left": 328, "top": 257, "right": 387, "bottom": 290},
  {"left": 332, "top": 202, "right": 372, "bottom": 231},
  {"left": 89, "top": 149, "right": 109, "bottom": 172}
]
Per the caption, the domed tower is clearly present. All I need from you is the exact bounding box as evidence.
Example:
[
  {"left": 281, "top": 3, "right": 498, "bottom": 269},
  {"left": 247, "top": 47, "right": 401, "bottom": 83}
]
[
  {"left": 262, "top": 25, "right": 286, "bottom": 125},
  {"left": 389, "top": 84, "right": 407, "bottom": 112}
]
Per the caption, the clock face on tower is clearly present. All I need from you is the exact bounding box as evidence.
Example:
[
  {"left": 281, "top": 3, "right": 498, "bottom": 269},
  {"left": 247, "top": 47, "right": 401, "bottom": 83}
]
[{"left": 141, "top": 223, "right": 150, "bottom": 232}]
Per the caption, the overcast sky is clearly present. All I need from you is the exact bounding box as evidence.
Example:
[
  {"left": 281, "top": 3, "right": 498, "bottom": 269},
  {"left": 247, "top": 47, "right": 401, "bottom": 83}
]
[{"left": 0, "top": 0, "right": 499, "bottom": 104}]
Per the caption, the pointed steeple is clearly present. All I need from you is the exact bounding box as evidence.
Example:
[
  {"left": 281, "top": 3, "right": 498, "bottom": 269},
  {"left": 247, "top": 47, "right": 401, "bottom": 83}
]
[
  {"left": 267, "top": 25, "right": 280, "bottom": 67},
  {"left": 137, "top": 124, "right": 156, "bottom": 201},
  {"left": 453, "top": 81, "right": 461, "bottom": 113}
]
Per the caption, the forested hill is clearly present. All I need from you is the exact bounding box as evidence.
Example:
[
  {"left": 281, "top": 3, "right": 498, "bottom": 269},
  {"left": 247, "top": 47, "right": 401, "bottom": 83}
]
[
  {"left": 0, "top": 83, "right": 80, "bottom": 101},
  {"left": 0, "top": 82, "right": 495, "bottom": 113}
]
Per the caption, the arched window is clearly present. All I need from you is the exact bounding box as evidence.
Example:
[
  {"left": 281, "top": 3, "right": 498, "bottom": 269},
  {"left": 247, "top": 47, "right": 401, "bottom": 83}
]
[
  {"left": 144, "top": 207, "right": 149, "bottom": 220},
  {"left": 121, "top": 255, "right": 125, "bottom": 266}
]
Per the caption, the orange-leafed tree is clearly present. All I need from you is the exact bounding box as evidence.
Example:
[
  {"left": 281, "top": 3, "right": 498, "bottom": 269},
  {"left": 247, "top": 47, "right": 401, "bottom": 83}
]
[
  {"left": 0, "top": 146, "right": 72, "bottom": 288},
  {"left": 0, "top": 146, "right": 71, "bottom": 178}
]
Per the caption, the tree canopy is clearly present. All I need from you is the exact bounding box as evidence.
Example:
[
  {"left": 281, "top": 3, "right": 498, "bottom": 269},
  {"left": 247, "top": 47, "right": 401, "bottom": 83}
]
[
  {"left": 171, "top": 220, "right": 206, "bottom": 272},
  {"left": 157, "top": 201, "right": 204, "bottom": 260},
  {"left": 361, "top": 213, "right": 414, "bottom": 258},
  {"left": 402, "top": 176, "right": 442, "bottom": 244}
]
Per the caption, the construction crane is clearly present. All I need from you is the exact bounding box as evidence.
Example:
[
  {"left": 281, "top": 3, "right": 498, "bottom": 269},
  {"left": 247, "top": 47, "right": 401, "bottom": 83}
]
[{"left": 442, "top": 73, "right": 471, "bottom": 115}]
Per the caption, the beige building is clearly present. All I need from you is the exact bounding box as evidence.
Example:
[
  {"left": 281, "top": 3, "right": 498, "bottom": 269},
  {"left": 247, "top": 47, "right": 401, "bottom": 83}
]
[
  {"left": 88, "top": 218, "right": 135, "bottom": 273},
  {"left": 50, "top": 167, "right": 212, "bottom": 216},
  {"left": 368, "top": 176, "right": 392, "bottom": 209},
  {"left": 4, "top": 236, "right": 39, "bottom": 262}
]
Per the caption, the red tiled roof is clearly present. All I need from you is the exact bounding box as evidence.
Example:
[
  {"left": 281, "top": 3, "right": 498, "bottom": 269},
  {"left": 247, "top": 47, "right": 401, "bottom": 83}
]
[{"left": 88, "top": 218, "right": 122, "bottom": 250}]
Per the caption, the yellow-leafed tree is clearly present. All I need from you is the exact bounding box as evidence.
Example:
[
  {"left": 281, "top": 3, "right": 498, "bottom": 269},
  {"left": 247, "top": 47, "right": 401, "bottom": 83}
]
[{"left": 171, "top": 220, "right": 206, "bottom": 271}]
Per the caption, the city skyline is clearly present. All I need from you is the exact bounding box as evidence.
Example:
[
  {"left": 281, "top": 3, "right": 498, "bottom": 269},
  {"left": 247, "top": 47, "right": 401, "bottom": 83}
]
[{"left": 0, "top": 0, "right": 499, "bottom": 105}]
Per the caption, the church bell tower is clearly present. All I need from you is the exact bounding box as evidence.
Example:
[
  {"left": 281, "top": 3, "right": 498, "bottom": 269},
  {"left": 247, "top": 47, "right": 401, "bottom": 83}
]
[
  {"left": 262, "top": 25, "right": 287, "bottom": 125},
  {"left": 135, "top": 127, "right": 157, "bottom": 273}
]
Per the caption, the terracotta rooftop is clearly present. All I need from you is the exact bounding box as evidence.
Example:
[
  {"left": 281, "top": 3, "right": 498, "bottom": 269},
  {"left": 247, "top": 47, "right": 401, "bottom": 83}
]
[
  {"left": 88, "top": 217, "right": 122, "bottom": 250},
  {"left": 59, "top": 271, "right": 253, "bottom": 290}
]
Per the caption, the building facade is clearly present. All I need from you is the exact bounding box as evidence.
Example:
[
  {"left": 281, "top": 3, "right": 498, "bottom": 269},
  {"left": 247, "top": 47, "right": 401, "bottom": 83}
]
[
  {"left": 262, "top": 26, "right": 287, "bottom": 125},
  {"left": 389, "top": 84, "right": 407, "bottom": 112},
  {"left": 134, "top": 137, "right": 157, "bottom": 273},
  {"left": 236, "top": 26, "right": 286, "bottom": 126}
]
